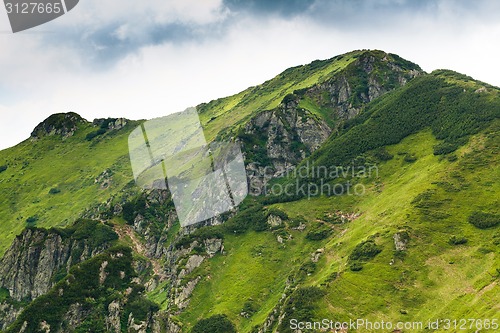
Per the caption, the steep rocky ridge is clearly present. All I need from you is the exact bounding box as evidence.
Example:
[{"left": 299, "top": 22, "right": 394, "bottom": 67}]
[
  {"left": 240, "top": 51, "right": 422, "bottom": 193},
  {"left": 0, "top": 221, "right": 116, "bottom": 302},
  {"left": 0, "top": 220, "right": 118, "bottom": 330}
]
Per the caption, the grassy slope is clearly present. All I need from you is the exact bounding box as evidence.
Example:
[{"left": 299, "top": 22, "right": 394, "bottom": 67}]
[
  {"left": 0, "top": 122, "right": 139, "bottom": 256},
  {"left": 178, "top": 231, "right": 319, "bottom": 332},
  {"left": 179, "top": 123, "right": 499, "bottom": 332},
  {"left": 0, "top": 50, "right": 365, "bottom": 256}
]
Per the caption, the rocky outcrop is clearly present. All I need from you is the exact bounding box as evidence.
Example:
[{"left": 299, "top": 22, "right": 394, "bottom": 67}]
[
  {"left": 106, "top": 300, "right": 122, "bottom": 333},
  {"left": 243, "top": 100, "right": 332, "bottom": 194},
  {"left": 305, "top": 52, "right": 422, "bottom": 121},
  {"left": 30, "top": 112, "right": 87, "bottom": 139},
  {"left": 95, "top": 168, "right": 114, "bottom": 189},
  {"left": 267, "top": 214, "right": 283, "bottom": 227},
  {"left": 56, "top": 303, "right": 90, "bottom": 333},
  {"left": 243, "top": 52, "right": 423, "bottom": 194},
  {"left": 0, "top": 228, "right": 109, "bottom": 302},
  {"left": 394, "top": 231, "right": 410, "bottom": 251},
  {"left": 0, "top": 302, "right": 22, "bottom": 331},
  {"left": 174, "top": 277, "right": 201, "bottom": 310},
  {"left": 93, "top": 117, "right": 128, "bottom": 130},
  {"left": 0, "top": 222, "right": 121, "bottom": 331}
]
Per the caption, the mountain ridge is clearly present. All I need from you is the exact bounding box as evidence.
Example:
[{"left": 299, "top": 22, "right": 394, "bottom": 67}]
[{"left": 0, "top": 49, "right": 499, "bottom": 333}]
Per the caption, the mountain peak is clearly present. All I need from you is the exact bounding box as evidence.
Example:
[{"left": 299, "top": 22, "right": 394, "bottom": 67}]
[{"left": 30, "top": 112, "right": 88, "bottom": 139}]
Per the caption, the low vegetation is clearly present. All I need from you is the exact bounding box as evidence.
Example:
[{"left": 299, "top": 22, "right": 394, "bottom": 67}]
[{"left": 191, "top": 314, "right": 237, "bottom": 333}]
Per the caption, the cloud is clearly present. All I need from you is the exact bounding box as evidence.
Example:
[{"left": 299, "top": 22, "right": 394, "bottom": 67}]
[
  {"left": 223, "top": 0, "right": 316, "bottom": 17},
  {"left": 0, "top": 0, "right": 499, "bottom": 150},
  {"left": 24, "top": 0, "right": 229, "bottom": 66}
]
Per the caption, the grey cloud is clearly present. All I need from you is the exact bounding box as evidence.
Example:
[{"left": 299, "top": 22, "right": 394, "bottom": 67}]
[
  {"left": 224, "top": 0, "right": 499, "bottom": 26},
  {"left": 42, "top": 21, "right": 227, "bottom": 68},
  {"left": 36, "top": 0, "right": 500, "bottom": 69},
  {"left": 223, "top": 0, "right": 316, "bottom": 16}
]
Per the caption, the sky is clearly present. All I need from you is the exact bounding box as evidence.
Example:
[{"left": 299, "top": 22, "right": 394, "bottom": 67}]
[{"left": 0, "top": 0, "right": 499, "bottom": 150}]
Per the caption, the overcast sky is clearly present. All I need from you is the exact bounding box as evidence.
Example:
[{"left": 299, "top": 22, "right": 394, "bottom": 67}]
[{"left": 0, "top": 0, "right": 499, "bottom": 150}]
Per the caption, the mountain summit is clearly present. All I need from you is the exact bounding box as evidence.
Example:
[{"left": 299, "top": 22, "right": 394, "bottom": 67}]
[{"left": 30, "top": 112, "right": 88, "bottom": 139}]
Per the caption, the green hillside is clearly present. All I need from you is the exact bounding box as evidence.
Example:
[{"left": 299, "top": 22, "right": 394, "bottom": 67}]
[
  {"left": 0, "top": 118, "right": 139, "bottom": 256},
  {"left": 0, "top": 50, "right": 498, "bottom": 332}
]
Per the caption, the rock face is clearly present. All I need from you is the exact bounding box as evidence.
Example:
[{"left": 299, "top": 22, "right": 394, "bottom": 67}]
[
  {"left": 394, "top": 231, "right": 410, "bottom": 251},
  {"left": 242, "top": 51, "right": 423, "bottom": 194},
  {"left": 124, "top": 190, "right": 179, "bottom": 261},
  {"left": 243, "top": 100, "right": 332, "bottom": 195},
  {"left": 304, "top": 52, "right": 422, "bottom": 121},
  {"left": 0, "top": 221, "right": 117, "bottom": 330},
  {"left": 267, "top": 215, "right": 283, "bottom": 227},
  {"left": 30, "top": 112, "right": 88, "bottom": 139},
  {"left": 92, "top": 117, "right": 128, "bottom": 130},
  {"left": 0, "top": 227, "right": 109, "bottom": 302},
  {"left": 0, "top": 303, "right": 22, "bottom": 331},
  {"left": 106, "top": 301, "right": 122, "bottom": 333}
]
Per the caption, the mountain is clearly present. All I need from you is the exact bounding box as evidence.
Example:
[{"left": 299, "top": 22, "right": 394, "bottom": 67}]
[{"left": 0, "top": 50, "right": 498, "bottom": 333}]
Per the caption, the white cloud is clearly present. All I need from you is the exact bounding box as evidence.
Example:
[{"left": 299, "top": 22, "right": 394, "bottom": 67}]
[{"left": 0, "top": 0, "right": 499, "bottom": 150}]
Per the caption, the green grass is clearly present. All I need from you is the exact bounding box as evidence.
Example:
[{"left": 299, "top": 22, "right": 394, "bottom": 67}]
[
  {"left": 298, "top": 97, "right": 337, "bottom": 128},
  {"left": 147, "top": 281, "right": 171, "bottom": 311},
  {"left": 178, "top": 230, "right": 321, "bottom": 332},
  {"left": 177, "top": 124, "right": 499, "bottom": 332},
  {"left": 0, "top": 121, "right": 139, "bottom": 256},
  {"left": 284, "top": 127, "right": 499, "bottom": 331}
]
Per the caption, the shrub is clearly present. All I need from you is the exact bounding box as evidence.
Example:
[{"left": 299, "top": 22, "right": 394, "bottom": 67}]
[
  {"left": 349, "top": 262, "right": 363, "bottom": 271},
  {"left": 373, "top": 147, "right": 394, "bottom": 161},
  {"left": 26, "top": 215, "right": 38, "bottom": 224},
  {"left": 0, "top": 165, "right": 7, "bottom": 173},
  {"left": 282, "top": 93, "right": 297, "bottom": 105},
  {"left": 99, "top": 118, "right": 117, "bottom": 129},
  {"left": 349, "top": 240, "right": 382, "bottom": 261},
  {"left": 449, "top": 236, "right": 468, "bottom": 245},
  {"left": 0, "top": 287, "right": 9, "bottom": 302},
  {"left": 176, "top": 226, "right": 224, "bottom": 249},
  {"left": 300, "top": 261, "right": 317, "bottom": 275},
  {"left": 241, "top": 299, "right": 257, "bottom": 317},
  {"left": 278, "top": 287, "right": 326, "bottom": 333},
  {"left": 468, "top": 211, "right": 500, "bottom": 229},
  {"left": 122, "top": 202, "right": 136, "bottom": 224},
  {"left": 288, "top": 215, "right": 306, "bottom": 228},
  {"left": 224, "top": 203, "right": 267, "bottom": 233},
  {"left": 433, "top": 142, "right": 459, "bottom": 155},
  {"left": 403, "top": 154, "right": 417, "bottom": 163},
  {"left": 49, "top": 188, "right": 61, "bottom": 194},
  {"left": 67, "top": 219, "right": 118, "bottom": 248},
  {"left": 121, "top": 196, "right": 148, "bottom": 225},
  {"left": 85, "top": 128, "right": 107, "bottom": 141},
  {"left": 191, "top": 314, "right": 236, "bottom": 333},
  {"left": 305, "top": 223, "right": 332, "bottom": 241},
  {"left": 318, "top": 213, "right": 343, "bottom": 224},
  {"left": 124, "top": 298, "right": 159, "bottom": 324}
]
